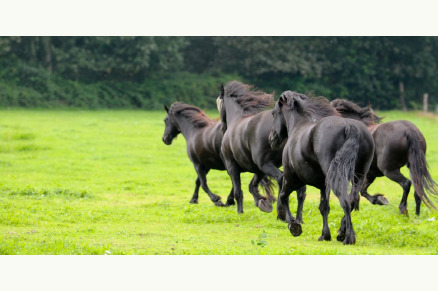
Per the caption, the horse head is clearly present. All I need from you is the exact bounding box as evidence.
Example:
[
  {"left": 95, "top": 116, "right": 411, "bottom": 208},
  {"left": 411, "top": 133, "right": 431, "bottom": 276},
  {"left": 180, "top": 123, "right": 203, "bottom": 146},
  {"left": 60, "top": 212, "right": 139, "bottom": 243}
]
[
  {"left": 162, "top": 104, "right": 181, "bottom": 145},
  {"left": 269, "top": 92, "right": 295, "bottom": 150}
]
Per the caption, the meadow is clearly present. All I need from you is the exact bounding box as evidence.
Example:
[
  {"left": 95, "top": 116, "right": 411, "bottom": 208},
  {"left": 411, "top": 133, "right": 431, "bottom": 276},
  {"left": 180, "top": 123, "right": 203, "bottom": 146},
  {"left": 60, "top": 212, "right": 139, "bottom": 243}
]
[{"left": 0, "top": 109, "right": 437, "bottom": 255}]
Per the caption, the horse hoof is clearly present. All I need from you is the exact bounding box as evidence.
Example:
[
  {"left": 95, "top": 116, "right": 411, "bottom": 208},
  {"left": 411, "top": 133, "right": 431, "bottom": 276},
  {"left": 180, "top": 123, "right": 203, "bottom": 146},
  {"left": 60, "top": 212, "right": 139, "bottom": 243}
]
[
  {"left": 400, "top": 210, "right": 409, "bottom": 217},
  {"left": 374, "top": 195, "right": 389, "bottom": 205},
  {"left": 189, "top": 199, "right": 198, "bottom": 204},
  {"left": 225, "top": 200, "right": 235, "bottom": 207},
  {"left": 258, "top": 199, "right": 273, "bottom": 213},
  {"left": 318, "top": 234, "right": 331, "bottom": 241},
  {"left": 288, "top": 221, "right": 302, "bottom": 237},
  {"left": 214, "top": 200, "right": 225, "bottom": 207},
  {"left": 343, "top": 236, "right": 356, "bottom": 245}
]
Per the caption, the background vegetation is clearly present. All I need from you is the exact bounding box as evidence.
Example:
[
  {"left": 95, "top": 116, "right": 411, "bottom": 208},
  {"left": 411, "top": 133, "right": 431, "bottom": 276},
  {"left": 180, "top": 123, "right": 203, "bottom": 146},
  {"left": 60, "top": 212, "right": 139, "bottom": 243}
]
[{"left": 1, "top": 37, "right": 438, "bottom": 110}]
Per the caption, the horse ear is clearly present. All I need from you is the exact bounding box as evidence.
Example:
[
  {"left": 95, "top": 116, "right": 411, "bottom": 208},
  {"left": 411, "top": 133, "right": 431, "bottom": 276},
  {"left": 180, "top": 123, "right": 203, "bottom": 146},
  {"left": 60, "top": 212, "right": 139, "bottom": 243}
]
[
  {"left": 164, "top": 104, "right": 169, "bottom": 113},
  {"left": 289, "top": 96, "right": 301, "bottom": 110},
  {"left": 279, "top": 95, "right": 287, "bottom": 106},
  {"left": 220, "top": 83, "right": 225, "bottom": 99}
]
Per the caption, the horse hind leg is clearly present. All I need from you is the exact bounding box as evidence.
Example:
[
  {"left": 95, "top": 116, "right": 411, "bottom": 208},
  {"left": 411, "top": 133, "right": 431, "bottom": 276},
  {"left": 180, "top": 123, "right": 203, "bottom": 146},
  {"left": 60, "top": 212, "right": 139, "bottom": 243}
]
[
  {"left": 194, "top": 165, "right": 224, "bottom": 207},
  {"left": 318, "top": 187, "right": 331, "bottom": 241},
  {"left": 408, "top": 162, "right": 422, "bottom": 216},
  {"left": 360, "top": 175, "right": 389, "bottom": 205},
  {"left": 335, "top": 195, "right": 356, "bottom": 245},
  {"left": 336, "top": 175, "right": 365, "bottom": 244},
  {"left": 189, "top": 177, "right": 201, "bottom": 204},
  {"left": 295, "top": 186, "right": 307, "bottom": 224},
  {"left": 384, "top": 168, "right": 411, "bottom": 216},
  {"left": 414, "top": 191, "right": 422, "bottom": 216},
  {"left": 249, "top": 173, "right": 273, "bottom": 213}
]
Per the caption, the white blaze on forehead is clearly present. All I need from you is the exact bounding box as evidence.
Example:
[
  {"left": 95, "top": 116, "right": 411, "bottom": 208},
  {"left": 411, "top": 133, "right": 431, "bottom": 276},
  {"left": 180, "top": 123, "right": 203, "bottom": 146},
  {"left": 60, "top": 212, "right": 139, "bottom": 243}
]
[{"left": 216, "top": 97, "right": 223, "bottom": 113}]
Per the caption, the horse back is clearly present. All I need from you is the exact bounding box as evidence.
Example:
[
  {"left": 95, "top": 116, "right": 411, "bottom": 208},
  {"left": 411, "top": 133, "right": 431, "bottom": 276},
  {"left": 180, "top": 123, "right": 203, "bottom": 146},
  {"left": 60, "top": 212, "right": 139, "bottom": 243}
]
[{"left": 222, "top": 110, "right": 281, "bottom": 172}]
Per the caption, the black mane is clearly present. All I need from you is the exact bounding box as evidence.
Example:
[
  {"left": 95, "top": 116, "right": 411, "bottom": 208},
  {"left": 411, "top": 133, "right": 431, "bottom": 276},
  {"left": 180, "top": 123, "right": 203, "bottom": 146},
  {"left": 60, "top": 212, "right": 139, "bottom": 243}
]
[
  {"left": 169, "top": 102, "right": 214, "bottom": 128},
  {"left": 280, "top": 91, "right": 339, "bottom": 122},
  {"left": 331, "top": 99, "right": 382, "bottom": 125},
  {"left": 224, "top": 81, "right": 274, "bottom": 115}
]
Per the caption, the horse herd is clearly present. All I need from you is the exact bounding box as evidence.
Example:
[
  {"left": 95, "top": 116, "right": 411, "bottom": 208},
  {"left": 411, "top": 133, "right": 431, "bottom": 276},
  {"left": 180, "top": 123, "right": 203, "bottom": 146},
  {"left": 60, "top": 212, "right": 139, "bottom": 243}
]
[{"left": 162, "top": 80, "right": 438, "bottom": 245}]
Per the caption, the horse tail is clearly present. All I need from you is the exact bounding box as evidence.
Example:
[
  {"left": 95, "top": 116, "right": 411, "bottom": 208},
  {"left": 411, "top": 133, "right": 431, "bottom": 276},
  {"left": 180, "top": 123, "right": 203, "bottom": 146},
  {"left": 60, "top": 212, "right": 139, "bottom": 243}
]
[
  {"left": 260, "top": 176, "right": 275, "bottom": 198},
  {"left": 406, "top": 130, "right": 438, "bottom": 211},
  {"left": 325, "top": 124, "right": 361, "bottom": 210}
]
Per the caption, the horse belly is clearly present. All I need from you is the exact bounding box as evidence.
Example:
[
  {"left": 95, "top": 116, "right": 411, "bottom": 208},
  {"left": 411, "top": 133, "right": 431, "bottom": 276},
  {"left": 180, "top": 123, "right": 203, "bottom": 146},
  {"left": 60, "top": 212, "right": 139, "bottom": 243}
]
[
  {"left": 373, "top": 125, "right": 409, "bottom": 171},
  {"left": 233, "top": 152, "right": 259, "bottom": 173}
]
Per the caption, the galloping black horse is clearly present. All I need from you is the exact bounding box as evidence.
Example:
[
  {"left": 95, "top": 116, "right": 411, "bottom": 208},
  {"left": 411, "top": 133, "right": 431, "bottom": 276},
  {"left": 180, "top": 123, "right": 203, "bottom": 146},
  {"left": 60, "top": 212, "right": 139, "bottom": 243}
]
[
  {"left": 162, "top": 102, "right": 274, "bottom": 207},
  {"left": 269, "top": 91, "right": 374, "bottom": 244},
  {"left": 331, "top": 99, "right": 438, "bottom": 215},
  {"left": 218, "top": 81, "right": 307, "bottom": 215}
]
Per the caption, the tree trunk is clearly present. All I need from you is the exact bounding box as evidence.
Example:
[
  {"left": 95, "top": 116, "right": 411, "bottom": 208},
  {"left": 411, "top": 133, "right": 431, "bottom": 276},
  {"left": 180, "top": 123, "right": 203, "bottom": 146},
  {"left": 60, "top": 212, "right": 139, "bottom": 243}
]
[
  {"left": 41, "top": 36, "right": 52, "bottom": 72},
  {"left": 423, "top": 92, "right": 429, "bottom": 113},
  {"left": 399, "top": 81, "right": 407, "bottom": 111},
  {"left": 29, "top": 37, "right": 37, "bottom": 63}
]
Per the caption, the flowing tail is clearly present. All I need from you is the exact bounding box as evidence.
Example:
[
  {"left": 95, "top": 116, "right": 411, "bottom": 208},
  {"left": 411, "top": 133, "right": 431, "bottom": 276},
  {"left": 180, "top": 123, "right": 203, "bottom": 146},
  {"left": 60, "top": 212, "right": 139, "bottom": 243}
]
[
  {"left": 325, "top": 124, "right": 361, "bottom": 210},
  {"left": 406, "top": 130, "right": 438, "bottom": 210}
]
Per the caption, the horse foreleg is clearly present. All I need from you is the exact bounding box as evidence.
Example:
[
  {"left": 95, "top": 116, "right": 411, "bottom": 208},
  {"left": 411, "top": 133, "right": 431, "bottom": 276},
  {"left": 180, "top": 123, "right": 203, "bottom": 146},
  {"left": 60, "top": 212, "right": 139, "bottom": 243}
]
[
  {"left": 189, "top": 177, "right": 200, "bottom": 204},
  {"left": 277, "top": 168, "right": 304, "bottom": 237},
  {"left": 295, "top": 186, "right": 307, "bottom": 224},
  {"left": 249, "top": 173, "right": 273, "bottom": 213},
  {"left": 226, "top": 162, "right": 244, "bottom": 214},
  {"left": 225, "top": 187, "right": 235, "bottom": 206}
]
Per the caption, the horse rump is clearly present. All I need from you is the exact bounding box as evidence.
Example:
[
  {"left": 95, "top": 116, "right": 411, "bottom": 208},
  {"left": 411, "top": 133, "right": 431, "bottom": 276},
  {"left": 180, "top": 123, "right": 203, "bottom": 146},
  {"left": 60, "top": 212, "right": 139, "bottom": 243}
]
[{"left": 325, "top": 124, "right": 361, "bottom": 210}]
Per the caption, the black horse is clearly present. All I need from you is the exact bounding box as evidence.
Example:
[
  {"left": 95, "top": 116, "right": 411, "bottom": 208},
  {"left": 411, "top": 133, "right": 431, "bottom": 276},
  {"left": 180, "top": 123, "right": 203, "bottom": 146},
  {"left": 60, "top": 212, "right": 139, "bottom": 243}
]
[
  {"left": 218, "top": 81, "right": 307, "bottom": 215},
  {"left": 162, "top": 102, "right": 274, "bottom": 207},
  {"left": 331, "top": 99, "right": 438, "bottom": 215},
  {"left": 269, "top": 91, "right": 374, "bottom": 244}
]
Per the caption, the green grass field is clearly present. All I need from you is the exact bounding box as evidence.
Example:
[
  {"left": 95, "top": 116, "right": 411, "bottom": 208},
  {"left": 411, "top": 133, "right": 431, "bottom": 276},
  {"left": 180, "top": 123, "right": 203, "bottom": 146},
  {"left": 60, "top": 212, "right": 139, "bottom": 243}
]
[{"left": 0, "top": 109, "right": 437, "bottom": 254}]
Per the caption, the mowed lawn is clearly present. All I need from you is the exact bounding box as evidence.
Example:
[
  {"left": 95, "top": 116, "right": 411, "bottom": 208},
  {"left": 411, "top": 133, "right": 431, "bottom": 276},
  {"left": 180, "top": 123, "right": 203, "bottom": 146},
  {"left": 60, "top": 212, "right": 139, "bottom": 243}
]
[{"left": 0, "top": 109, "right": 437, "bottom": 255}]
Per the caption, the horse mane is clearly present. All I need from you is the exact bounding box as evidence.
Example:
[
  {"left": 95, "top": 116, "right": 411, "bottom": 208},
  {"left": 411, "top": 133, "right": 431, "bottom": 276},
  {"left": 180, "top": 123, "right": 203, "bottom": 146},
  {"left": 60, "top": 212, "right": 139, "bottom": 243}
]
[
  {"left": 224, "top": 81, "right": 274, "bottom": 115},
  {"left": 331, "top": 98, "right": 383, "bottom": 125},
  {"left": 280, "top": 91, "right": 340, "bottom": 122},
  {"left": 169, "top": 102, "right": 214, "bottom": 128}
]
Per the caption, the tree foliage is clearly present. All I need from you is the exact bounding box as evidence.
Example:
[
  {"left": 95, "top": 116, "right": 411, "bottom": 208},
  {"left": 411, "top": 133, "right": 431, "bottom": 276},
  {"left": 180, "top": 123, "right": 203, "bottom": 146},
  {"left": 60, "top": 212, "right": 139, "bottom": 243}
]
[{"left": 1, "top": 36, "right": 438, "bottom": 110}]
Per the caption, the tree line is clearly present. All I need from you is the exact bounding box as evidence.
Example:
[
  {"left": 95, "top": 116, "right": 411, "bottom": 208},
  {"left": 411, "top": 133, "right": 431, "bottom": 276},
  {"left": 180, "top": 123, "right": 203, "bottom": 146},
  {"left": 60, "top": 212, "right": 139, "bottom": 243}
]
[{"left": 0, "top": 36, "right": 437, "bottom": 110}]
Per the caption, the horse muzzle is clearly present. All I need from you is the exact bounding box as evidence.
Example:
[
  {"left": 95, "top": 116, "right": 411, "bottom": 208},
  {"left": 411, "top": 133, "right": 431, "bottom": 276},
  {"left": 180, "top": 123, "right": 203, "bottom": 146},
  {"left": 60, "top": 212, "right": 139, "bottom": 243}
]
[{"left": 162, "top": 135, "right": 172, "bottom": 145}]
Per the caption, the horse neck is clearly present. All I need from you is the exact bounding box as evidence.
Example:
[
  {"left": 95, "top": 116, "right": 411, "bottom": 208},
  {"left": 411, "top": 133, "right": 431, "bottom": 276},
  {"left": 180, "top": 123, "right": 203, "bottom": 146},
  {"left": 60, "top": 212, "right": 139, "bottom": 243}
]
[
  {"left": 174, "top": 116, "right": 199, "bottom": 139},
  {"left": 286, "top": 112, "right": 314, "bottom": 136},
  {"left": 223, "top": 97, "right": 244, "bottom": 126}
]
